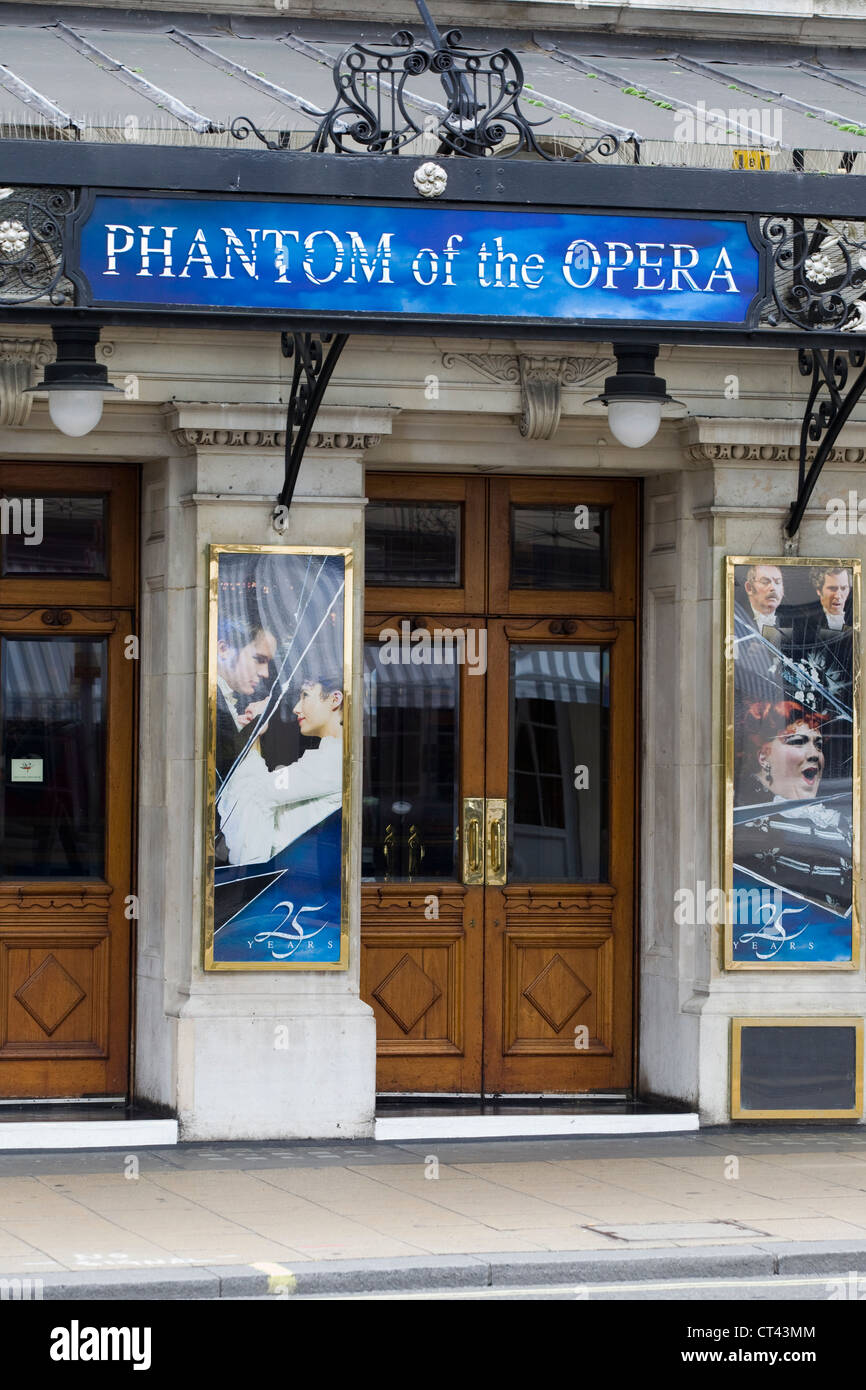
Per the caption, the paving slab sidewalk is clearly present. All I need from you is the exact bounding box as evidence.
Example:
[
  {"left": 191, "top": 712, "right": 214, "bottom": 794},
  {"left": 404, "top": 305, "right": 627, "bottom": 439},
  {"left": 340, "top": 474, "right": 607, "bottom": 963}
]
[{"left": 2, "top": 1126, "right": 866, "bottom": 1294}]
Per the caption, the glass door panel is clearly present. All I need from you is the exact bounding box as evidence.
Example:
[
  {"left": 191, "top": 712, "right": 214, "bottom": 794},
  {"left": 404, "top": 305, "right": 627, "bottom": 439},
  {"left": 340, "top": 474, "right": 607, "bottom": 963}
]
[
  {"left": 0, "top": 637, "right": 107, "bottom": 878},
  {"left": 509, "top": 644, "right": 610, "bottom": 883},
  {"left": 362, "top": 644, "right": 459, "bottom": 881}
]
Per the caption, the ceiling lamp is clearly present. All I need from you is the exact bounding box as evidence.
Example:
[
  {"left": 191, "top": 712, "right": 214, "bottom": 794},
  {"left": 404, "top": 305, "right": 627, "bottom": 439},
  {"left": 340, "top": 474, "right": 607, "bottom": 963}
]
[{"left": 28, "top": 325, "right": 121, "bottom": 437}]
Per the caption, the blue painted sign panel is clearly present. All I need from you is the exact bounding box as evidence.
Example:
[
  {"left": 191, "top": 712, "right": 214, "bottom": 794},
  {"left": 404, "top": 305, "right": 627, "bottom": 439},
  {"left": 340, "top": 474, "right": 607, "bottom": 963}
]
[{"left": 79, "top": 194, "right": 762, "bottom": 325}]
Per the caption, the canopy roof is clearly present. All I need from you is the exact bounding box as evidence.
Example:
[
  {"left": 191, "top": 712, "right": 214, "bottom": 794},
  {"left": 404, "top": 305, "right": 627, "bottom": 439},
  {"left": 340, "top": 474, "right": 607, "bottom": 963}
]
[{"left": 2, "top": 6, "right": 866, "bottom": 170}]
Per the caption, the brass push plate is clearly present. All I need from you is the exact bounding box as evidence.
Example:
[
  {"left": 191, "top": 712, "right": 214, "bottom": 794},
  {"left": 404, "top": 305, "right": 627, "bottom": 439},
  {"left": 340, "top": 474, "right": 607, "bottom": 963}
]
[{"left": 462, "top": 798, "right": 485, "bottom": 885}]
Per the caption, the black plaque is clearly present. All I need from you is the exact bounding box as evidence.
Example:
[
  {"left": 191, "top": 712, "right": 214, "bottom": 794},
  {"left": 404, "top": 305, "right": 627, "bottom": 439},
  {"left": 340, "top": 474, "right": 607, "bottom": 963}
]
[{"left": 735, "top": 1021, "right": 860, "bottom": 1116}]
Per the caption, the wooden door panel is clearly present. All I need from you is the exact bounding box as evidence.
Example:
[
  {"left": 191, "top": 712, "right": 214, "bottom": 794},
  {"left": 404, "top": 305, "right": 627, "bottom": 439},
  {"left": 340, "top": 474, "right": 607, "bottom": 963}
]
[
  {"left": 0, "top": 928, "right": 110, "bottom": 1058},
  {"left": 0, "top": 610, "right": 134, "bottom": 1098},
  {"left": 483, "top": 618, "right": 635, "bottom": 1094},
  {"left": 365, "top": 475, "right": 487, "bottom": 614},
  {"left": 361, "top": 612, "right": 485, "bottom": 1092},
  {"left": 361, "top": 888, "right": 483, "bottom": 1088},
  {"left": 0, "top": 463, "right": 137, "bottom": 609},
  {"left": 488, "top": 476, "right": 638, "bottom": 618},
  {"left": 499, "top": 887, "right": 615, "bottom": 1062}
]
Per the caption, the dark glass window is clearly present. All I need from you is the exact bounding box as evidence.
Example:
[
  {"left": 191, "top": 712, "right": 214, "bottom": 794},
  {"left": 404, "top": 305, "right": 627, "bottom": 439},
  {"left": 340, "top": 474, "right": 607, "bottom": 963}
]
[
  {"left": 366, "top": 502, "right": 461, "bottom": 586},
  {"left": 508, "top": 645, "right": 609, "bottom": 882},
  {"left": 511, "top": 505, "right": 609, "bottom": 590},
  {"left": 0, "top": 638, "right": 106, "bottom": 877},
  {"left": 1, "top": 494, "right": 107, "bottom": 577},
  {"left": 362, "top": 642, "right": 459, "bottom": 880}
]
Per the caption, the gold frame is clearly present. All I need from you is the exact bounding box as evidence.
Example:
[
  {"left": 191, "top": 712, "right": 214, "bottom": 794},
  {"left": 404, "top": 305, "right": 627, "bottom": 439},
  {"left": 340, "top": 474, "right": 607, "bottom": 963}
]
[
  {"left": 724, "top": 556, "right": 861, "bottom": 971},
  {"left": 731, "top": 1017, "right": 864, "bottom": 1119},
  {"left": 203, "top": 544, "right": 353, "bottom": 971}
]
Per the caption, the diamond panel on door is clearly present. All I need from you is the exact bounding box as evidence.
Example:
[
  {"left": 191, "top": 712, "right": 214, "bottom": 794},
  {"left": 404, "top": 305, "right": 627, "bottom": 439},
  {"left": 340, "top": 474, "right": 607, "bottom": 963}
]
[{"left": 0, "top": 927, "right": 109, "bottom": 1059}]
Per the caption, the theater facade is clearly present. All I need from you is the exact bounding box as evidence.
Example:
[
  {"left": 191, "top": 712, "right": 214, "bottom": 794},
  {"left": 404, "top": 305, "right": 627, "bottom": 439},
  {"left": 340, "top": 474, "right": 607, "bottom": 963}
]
[{"left": 0, "top": 2, "right": 865, "bottom": 1143}]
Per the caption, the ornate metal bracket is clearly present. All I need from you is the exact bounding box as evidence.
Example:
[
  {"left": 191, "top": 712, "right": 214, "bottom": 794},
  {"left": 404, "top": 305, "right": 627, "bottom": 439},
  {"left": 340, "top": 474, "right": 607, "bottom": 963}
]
[
  {"left": 786, "top": 346, "right": 866, "bottom": 537},
  {"left": 274, "top": 331, "right": 350, "bottom": 521},
  {"left": 232, "top": 28, "right": 618, "bottom": 162},
  {"left": 0, "top": 187, "right": 75, "bottom": 306},
  {"left": 761, "top": 215, "right": 866, "bottom": 332}
]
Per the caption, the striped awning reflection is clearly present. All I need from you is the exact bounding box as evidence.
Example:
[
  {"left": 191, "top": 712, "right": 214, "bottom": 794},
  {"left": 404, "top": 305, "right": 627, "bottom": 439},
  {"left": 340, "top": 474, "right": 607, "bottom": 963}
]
[
  {"left": 364, "top": 648, "right": 459, "bottom": 713},
  {"left": 363, "top": 641, "right": 604, "bottom": 711},
  {"left": 512, "top": 646, "right": 603, "bottom": 704},
  {"left": 2, "top": 638, "right": 104, "bottom": 715}
]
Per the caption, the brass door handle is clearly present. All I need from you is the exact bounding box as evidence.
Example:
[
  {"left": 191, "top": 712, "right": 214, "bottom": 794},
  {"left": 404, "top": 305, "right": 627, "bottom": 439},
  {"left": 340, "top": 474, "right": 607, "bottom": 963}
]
[
  {"left": 468, "top": 820, "right": 480, "bottom": 873},
  {"left": 407, "top": 824, "right": 425, "bottom": 879},
  {"left": 383, "top": 822, "right": 395, "bottom": 881},
  {"left": 486, "top": 798, "right": 507, "bottom": 886}
]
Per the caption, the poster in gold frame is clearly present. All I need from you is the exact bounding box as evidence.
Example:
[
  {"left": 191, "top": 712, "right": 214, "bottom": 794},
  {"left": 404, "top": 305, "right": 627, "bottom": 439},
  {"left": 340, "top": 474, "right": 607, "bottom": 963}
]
[
  {"left": 724, "top": 557, "right": 860, "bottom": 970},
  {"left": 731, "top": 1017, "right": 863, "bottom": 1120},
  {"left": 203, "top": 544, "right": 352, "bottom": 971}
]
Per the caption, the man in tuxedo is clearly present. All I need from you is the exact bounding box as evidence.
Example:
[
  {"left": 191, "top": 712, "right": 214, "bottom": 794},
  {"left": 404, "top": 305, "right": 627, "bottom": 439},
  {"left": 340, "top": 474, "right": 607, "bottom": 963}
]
[
  {"left": 793, "top": 567, "right": 854, "bottom": 782},
  {"left": 791, "top": 567, "right": 853, "bottom": 699},
  {"left": 737, "top": 564, "right": 787, "bottom": 638},
  {"left": 734, "top": 564, "right": 792, "bottom": 701},
  {"left": 214, "top": 616, "right": 277, "bottom": 865},
  {"left": 810, "top": 566, "right": 853, "bottom": 634}
]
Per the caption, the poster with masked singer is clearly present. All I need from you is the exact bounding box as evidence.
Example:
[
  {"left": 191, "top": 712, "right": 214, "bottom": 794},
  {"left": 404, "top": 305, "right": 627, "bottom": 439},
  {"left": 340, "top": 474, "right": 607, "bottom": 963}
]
[
  {"left": 725, "top": 557, "right": 860, "bottom": 969},
  {"left": 204, "top": 545, "right": 351, "bottom": 970}
]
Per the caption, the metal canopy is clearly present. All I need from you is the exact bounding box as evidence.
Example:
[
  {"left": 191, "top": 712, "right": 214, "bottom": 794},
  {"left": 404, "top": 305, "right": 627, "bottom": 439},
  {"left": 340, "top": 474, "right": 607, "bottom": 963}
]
[{"left": 1, "top": 5, "right": 866, "bottom": 168}]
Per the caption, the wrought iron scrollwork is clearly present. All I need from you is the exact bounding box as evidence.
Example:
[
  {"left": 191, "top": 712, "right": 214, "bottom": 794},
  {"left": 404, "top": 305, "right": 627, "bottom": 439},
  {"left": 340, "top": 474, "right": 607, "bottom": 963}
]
[
  {"left": 761, "top": 215, "right": 866, "bottom": 332},
  {"left": 786, "top": 345, "right": 866, "bottom": 536},
  {"left": 0, "top": 187, "right": 75, "bottom": 306},
  {"left": 232, "top": 29, "right": 618, "bottom": 162},
  {"left": 275, "top": 331, "right": 349, "bottom": 517}
]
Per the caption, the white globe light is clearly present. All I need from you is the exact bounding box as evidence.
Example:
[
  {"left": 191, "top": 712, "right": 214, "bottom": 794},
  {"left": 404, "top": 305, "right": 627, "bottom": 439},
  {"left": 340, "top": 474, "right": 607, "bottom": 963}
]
[
  {"left": 48, "top": 389, "right": 105, "bottom": 438},
  {"left": 606, "top": 398, "right": 662, "bottom": 449}
]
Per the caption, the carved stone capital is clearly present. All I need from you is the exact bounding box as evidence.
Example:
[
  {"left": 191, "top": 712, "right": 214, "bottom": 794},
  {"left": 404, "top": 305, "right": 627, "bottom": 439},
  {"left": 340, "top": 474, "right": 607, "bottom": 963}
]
[
  {"left": 519, "top": 354, "right": 612, "bottom": 440},
  {"left": 0, "top": 338, "right": 53, "bottom": 427},
  {"left": 441, "top": 351, "right": 612, "bottom": 440}
]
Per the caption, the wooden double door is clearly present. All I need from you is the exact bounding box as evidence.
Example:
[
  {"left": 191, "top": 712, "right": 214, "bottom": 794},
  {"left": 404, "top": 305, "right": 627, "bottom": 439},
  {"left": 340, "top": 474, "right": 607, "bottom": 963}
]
[
  {"left": 0, "top": 464, "right": 137, "bottom": 1099},
  {"left": 361, "top": 475, "right": 639, "bottom": 1095}
]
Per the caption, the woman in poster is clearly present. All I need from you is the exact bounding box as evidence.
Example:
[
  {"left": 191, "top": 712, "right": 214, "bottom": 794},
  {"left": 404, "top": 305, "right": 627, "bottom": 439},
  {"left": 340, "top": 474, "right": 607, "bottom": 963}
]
[
  {"left": 217, "top": 670, "right": 344, "bottom": 866},
  {"left": 734, "top": 698, "right": 853, "bottom": 916}
]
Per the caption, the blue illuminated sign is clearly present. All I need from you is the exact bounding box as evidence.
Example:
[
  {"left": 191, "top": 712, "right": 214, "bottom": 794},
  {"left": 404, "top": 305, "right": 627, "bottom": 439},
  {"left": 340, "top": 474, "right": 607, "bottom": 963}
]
[{"left": 78, "top": 194, "right": 762, "bottom": 325}]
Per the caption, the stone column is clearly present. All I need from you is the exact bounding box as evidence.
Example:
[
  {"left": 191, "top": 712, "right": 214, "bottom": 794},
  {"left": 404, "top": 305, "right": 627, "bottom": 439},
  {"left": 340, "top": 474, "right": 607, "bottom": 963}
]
[
  {"left": 135, "top": 402, "right": 397, "bottom": 1140},
  {"left": 641, "top": 418, "right": 866, "bottom": 1124}
]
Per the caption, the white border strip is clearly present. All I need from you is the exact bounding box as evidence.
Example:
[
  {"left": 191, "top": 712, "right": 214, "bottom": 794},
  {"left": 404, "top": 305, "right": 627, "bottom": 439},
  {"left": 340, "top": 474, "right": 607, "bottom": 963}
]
[
  {"left": 375, "top": 1113, "right": 699, "bottom": 1141},
  {"left": 0, "top": 1120, "right": 178, "bottom": 1151}
]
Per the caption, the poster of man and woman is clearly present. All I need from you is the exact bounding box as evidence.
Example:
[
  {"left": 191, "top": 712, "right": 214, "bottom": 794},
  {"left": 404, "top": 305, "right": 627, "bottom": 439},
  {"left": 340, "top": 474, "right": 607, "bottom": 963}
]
[
  {"left": 204, "top": 546, "right": 351, "bottom": 970},
  {"left": 727, "top": 557, "right": 860, "bottom": 967}
]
